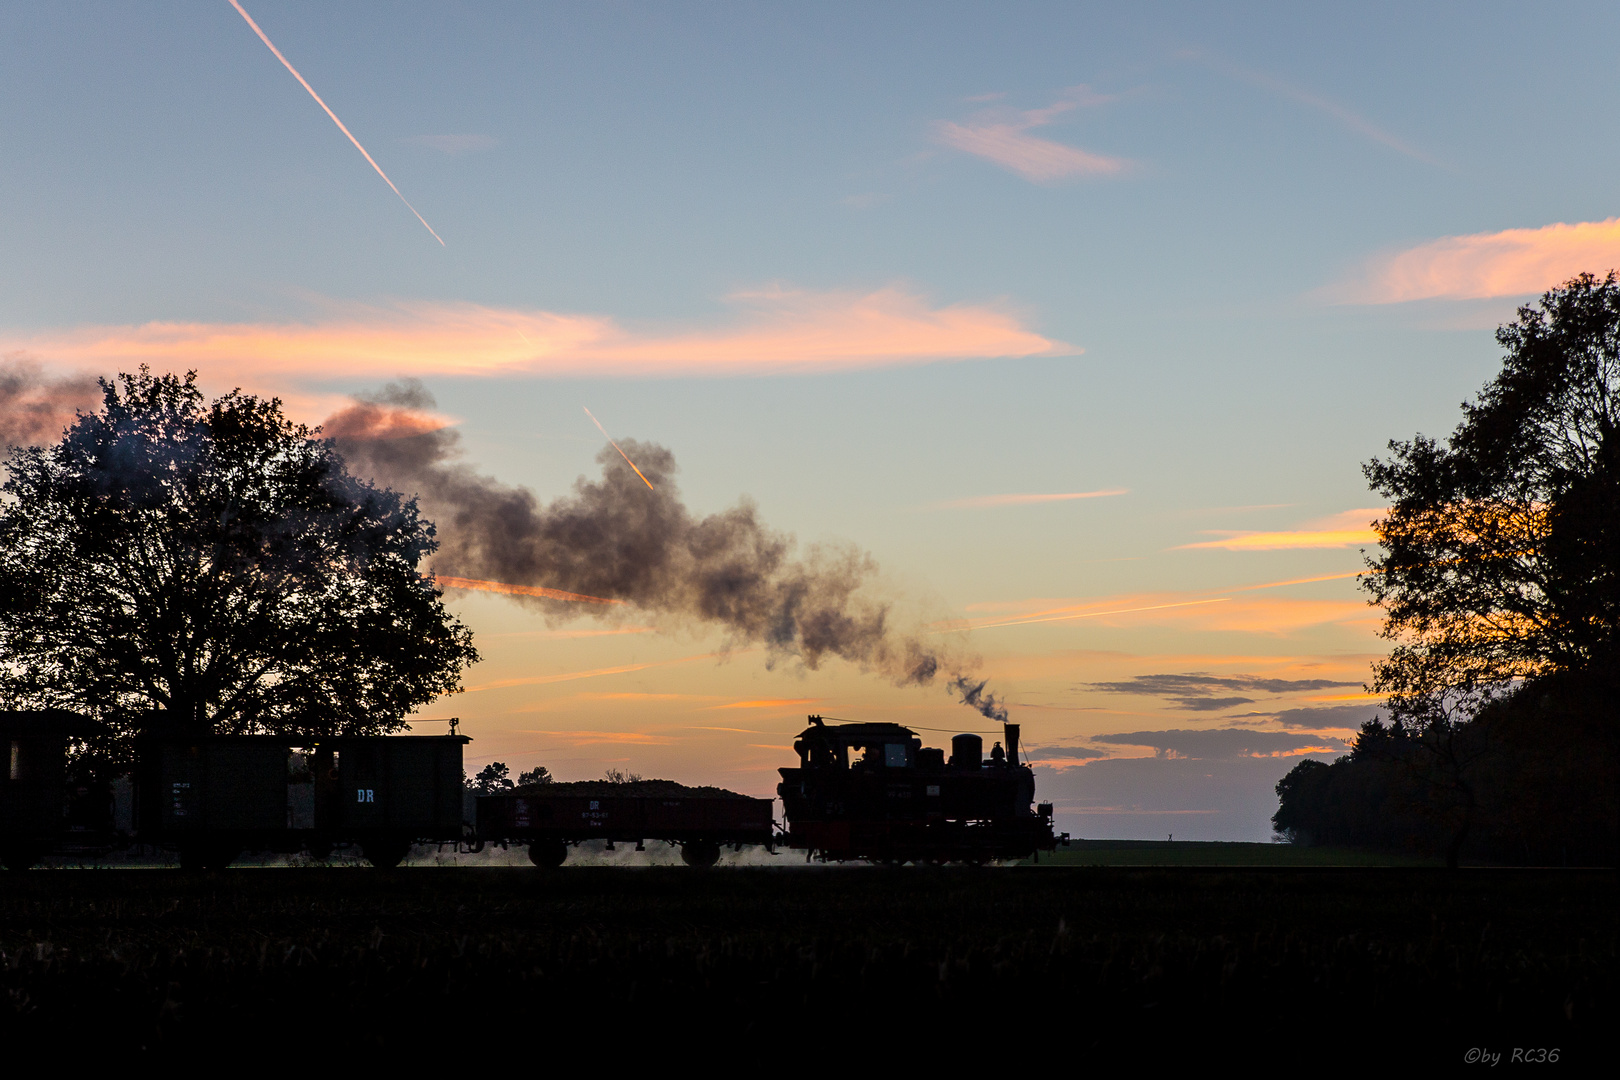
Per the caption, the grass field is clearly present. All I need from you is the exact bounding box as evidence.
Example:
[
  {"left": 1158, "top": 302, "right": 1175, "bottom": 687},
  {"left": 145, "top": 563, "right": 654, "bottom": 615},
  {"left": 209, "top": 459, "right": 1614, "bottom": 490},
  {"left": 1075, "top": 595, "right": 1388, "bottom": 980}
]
[
  {"left": 1025, "top": 839, "right": 1442, "bottom": 867},
  {"left": 0, "top": 866, "right": 1610, "bottom": 1062}
]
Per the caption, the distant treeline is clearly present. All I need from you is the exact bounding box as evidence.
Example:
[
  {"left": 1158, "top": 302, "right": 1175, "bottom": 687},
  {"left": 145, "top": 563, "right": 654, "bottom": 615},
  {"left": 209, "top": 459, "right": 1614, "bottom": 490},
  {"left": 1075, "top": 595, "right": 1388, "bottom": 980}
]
[{"left": 1273, "top": 671, "right": 1618, "bottom": 866}]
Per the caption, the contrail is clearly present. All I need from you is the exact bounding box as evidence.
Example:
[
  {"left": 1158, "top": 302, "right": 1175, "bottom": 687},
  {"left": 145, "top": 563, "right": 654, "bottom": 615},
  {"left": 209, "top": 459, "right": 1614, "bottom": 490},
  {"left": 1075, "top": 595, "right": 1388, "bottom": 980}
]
[
  {"left": 583, "top": 406, "right": 655, "bottom": 490},
  {"left": 226, "top": 0, "right": 445, "bottom": 246}
]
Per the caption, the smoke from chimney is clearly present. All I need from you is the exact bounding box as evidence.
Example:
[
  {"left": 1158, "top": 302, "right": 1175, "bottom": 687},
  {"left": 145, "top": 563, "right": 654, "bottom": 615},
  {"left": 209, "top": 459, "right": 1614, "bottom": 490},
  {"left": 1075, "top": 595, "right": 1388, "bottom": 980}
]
[
  {"left": 0, "top": 357, "right": 101, "bottom": 453},
  {"left": 324, "top": 382, "right": 1010, "bottom": 720}
]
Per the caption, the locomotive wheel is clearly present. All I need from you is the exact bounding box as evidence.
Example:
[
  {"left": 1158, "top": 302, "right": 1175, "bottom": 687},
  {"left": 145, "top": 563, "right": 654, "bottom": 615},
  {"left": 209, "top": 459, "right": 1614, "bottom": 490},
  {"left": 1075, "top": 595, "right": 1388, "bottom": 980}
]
[
  {"left": 527, "top": 839, "right": 568, "bottom": 868},
  {"left": 201, "top": 846, "right": 239, "bottom": 871},
  {"left": 363, "top": 838, "right": 411, "bottom": 869},
  {"left": 680, "top": 840, "right": 721, "bottom": 868}
]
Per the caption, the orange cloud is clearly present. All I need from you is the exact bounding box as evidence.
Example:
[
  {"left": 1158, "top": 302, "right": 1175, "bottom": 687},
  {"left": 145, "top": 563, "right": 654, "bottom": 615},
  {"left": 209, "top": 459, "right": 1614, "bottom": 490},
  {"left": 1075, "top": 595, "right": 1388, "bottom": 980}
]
[
  {"left": 712, "top": 698, "right": 820, "bottom": 710},
  {"left": 956, "top": 574, "right": 1376, "bottom": 635},
  {"left": 926, "top": 488, "right": 1128, "bottom": 510},
  {"left": 958, "top": 598, "right": 1233, "bottom": 631},
  {"left": 954, "top": 595, "right": 1371, "bottom": 635},
  {"left": 522, "top": 730, "right": 680, "bottom": 745},
  {"left": 7, "top": 287, "right": 1072, "bottom": 390},
  {"left": 1177, "top": 508, "right": 1383, "bottom": 551},
  {"left": 1170, "top": 597, "right": 1373, "bottom": 635},
  {"left": 1337, "top": 218, "right": 1620, "bottom": 303},
  {"left": 437, "top": 576, "right": 622, "bottom": 605},
  {"left": 466, "top": 651, "right": 727, "bottom": 692},
  {"left": 573, "top": 693, "right": 705, "bottom": 702},
  {"left": 476, "top": 626, "right": 657, "bottom": 639},
  {"left": 932, "top": 87, "right": 1128, "bottom": 183}
]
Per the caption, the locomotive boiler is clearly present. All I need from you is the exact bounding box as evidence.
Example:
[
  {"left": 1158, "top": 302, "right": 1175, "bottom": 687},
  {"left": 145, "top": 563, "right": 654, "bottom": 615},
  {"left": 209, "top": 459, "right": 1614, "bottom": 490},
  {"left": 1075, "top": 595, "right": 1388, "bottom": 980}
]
[{"left": 777, "top": 715, "right": 1062, "bottom": 863}]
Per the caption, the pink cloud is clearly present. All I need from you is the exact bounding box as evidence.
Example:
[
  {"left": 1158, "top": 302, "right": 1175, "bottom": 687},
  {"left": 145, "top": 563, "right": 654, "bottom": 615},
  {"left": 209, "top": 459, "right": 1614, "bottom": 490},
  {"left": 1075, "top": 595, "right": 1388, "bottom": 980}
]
[
  {"left": 932, "top": 87, "right": 1128, "bottom": 183},
  {"left": 1336, "top": 218, "right": 1620, "bottom": 303},
  {"left": 5, "top": 287, "right": 1073, "bottom": 400}
]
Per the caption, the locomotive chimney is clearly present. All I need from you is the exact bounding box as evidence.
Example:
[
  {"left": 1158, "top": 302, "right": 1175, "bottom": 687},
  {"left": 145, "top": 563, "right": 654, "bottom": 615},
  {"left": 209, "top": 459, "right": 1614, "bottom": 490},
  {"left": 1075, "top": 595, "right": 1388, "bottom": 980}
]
[{"left": 1005, "top": 723, "right": 1020, "bottom": 765}]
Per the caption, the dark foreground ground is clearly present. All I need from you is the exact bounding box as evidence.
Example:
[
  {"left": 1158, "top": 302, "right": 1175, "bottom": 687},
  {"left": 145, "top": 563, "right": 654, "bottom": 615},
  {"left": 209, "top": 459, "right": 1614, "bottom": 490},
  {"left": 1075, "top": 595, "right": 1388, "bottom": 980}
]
[
  {"left": 1025, "top": 839, "right": 1443, "bottom": 866},
  {"left": 1, "top": 866, "right": 1611, "bottom": 1064}
]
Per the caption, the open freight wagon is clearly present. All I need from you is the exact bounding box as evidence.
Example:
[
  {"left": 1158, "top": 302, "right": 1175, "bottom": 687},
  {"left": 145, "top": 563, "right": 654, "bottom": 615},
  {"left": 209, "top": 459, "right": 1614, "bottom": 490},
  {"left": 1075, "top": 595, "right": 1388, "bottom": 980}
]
[{"left": 476, "top": 784, "right": 776, "bottom": 867}]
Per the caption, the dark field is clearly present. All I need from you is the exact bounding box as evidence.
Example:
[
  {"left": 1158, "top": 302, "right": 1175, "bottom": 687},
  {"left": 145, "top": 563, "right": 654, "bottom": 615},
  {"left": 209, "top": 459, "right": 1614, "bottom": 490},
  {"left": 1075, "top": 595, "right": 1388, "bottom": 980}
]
[
  {"left": 1026, "top": 839, "right": 1442, "bottom": 866},
  {"left": 1, "top": 866, "right": 1611, "bottom": 1063}
]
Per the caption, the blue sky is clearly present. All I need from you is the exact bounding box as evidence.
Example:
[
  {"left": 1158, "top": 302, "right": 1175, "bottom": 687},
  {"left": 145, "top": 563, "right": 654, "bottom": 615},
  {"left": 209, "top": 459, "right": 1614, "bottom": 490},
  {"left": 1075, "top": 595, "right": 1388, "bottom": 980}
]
[{"left": 5, "top": 2, "right": 1618, "bottom": 839}]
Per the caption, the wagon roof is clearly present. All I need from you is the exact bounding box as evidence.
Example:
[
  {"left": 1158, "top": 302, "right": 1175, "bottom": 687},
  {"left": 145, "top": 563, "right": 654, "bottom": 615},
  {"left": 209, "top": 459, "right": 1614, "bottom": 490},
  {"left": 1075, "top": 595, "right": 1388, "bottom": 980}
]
[{"left": 0, "top": 710, "right": 105, "bottom": 738}]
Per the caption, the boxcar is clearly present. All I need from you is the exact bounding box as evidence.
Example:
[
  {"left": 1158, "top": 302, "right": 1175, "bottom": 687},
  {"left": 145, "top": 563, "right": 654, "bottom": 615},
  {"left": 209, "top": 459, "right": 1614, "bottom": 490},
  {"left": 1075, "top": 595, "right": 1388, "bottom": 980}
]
[
  {"left": 1, "top": 711, "right": 107, "bottom": 870},
  {"left": 0, "top": 720, "right": 471, "bottom": 870}
]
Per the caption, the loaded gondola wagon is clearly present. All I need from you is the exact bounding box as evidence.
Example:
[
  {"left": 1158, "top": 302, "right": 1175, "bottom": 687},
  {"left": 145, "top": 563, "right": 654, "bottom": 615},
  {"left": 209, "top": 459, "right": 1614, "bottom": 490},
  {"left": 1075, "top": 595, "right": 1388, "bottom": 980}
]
[{"left": 477, "top": 778, "right": 774, "bottom": 867}]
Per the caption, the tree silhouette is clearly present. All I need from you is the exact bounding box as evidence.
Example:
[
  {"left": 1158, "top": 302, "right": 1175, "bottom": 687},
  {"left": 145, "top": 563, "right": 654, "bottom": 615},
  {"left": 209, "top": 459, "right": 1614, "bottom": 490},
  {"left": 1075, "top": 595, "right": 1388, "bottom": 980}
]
[
  {"left": 0, "top": 369, "right": 478, "bottom": 753},
  {"left": 1364, "top": 272, "right": 1620, "bottom": 724},
  {"left": 1275, "top": 275, "right": 1620, "bottom": 865}
]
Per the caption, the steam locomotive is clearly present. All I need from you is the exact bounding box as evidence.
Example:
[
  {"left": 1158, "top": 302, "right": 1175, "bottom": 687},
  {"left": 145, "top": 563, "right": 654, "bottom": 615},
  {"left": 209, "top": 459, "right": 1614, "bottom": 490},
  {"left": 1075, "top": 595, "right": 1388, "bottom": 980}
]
[
  {"left": 777, "top": 716, "right": 1062, "bottom": 863},
  {"left": 2, "top": 709, "right": 1062, "bottom": 868}
]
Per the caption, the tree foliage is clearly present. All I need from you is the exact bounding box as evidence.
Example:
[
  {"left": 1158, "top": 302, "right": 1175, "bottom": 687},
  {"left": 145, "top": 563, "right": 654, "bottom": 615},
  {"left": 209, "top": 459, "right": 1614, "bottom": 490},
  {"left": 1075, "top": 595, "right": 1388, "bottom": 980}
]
[
  {"left": 1363, "top": 272, "right": 1620, "bottom": 723},
  {"left": 0, "top": 370, "right": 478, "bottom": 749},
  {"left": 1276, "top": 275, "right": 1620, "bottom": 865}
]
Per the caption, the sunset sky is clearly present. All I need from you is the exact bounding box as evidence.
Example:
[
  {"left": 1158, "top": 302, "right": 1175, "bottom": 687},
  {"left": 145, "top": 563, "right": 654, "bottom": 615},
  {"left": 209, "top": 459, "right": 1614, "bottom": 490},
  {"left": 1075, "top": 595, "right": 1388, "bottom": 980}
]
[{"left": 5, "top": 2, "right": 1618, "bottom": 839}]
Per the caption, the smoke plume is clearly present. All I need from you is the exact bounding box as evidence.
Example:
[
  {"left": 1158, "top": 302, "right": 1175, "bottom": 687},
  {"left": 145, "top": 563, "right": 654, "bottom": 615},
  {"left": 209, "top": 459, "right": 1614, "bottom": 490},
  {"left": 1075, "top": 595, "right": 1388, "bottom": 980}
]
[
  {"left": 0, "top": 357, "right": 100, "bottom": 452},
  {"left": 949, "top": 676, "right": 1009, "bottom": 724},
  {"left": 324, "top": 382, "right": 1008, "bottom": 719}
]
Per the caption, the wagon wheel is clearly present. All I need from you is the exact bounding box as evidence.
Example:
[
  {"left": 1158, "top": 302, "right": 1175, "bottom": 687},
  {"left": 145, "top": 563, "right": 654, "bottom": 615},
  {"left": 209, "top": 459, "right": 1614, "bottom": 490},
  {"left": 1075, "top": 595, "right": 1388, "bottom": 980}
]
[
  {"left": 527, "top": 839, "right": 568, "bottom": 868},
  {"left": 0, "top": 846, "right": 39, "bottom": 871},
  {"left": 680, "top": 840, "right": 721, "bottom": 868},
  {"left": 363, "top": 838, "right": 411, "bottom": 868}
]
